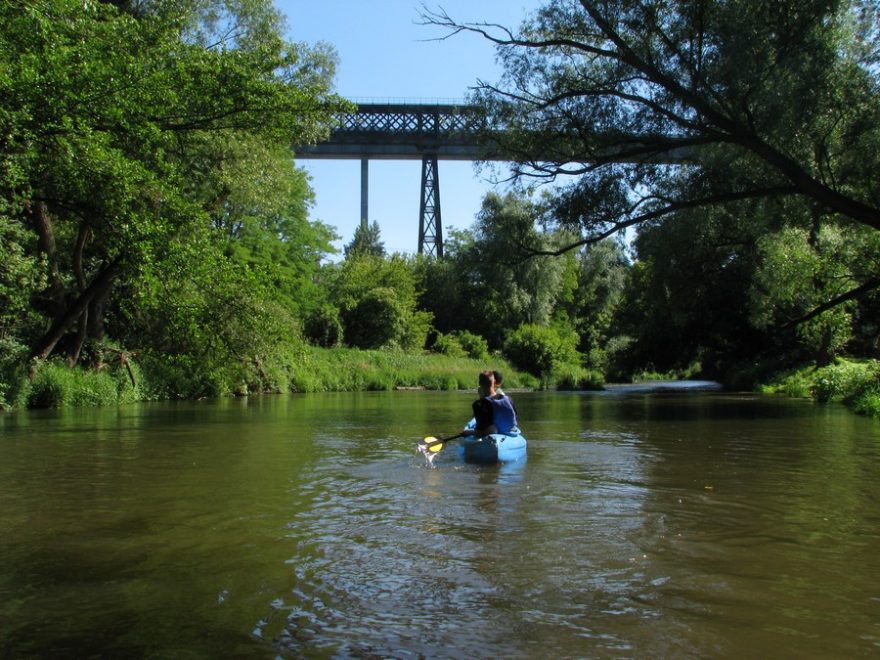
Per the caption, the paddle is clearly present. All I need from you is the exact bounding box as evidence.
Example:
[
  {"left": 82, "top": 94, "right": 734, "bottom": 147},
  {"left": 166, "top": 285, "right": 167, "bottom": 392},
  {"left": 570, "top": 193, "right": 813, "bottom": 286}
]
[{"left": 418, "top": 432, "right": 465, "bottom": 454}]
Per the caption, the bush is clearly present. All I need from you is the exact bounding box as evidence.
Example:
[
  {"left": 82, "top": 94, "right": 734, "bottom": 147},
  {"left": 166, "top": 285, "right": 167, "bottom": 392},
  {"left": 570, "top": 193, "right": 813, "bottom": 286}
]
[
  {"left": 0, "top": 337, "right": 30, "bottom": 409},
  {"left": 760, "top": 358, "right": 880, "bottom": 417},
  {"left": 433, "top": 332, "right": 466, "bottom": 358},
  {"left": 851, "top": 390, "right": 880, "bottom": 416},
  {"left": 503, "top": 323, "right": 580, "bottom": 377},
  {"left": 341, "top": 287, "right": 402, "bottom": 349},
  {"left": 24, "top": 359, "right": 134, "bottom": 408},
  {"left": 551, "top": 365, "right": 605, "bottom": 391},
  {"left": 304, "top": 305, "right": 343, "bottom": 348},
  {"left": 811, "top": 359, "right": 880, "bottom": 403},
  {"left": 455, "top": 331, "right": 490, "bottom": 361},
  {"left": 399, "top": 309, "right": 433, "bottom": 352}
]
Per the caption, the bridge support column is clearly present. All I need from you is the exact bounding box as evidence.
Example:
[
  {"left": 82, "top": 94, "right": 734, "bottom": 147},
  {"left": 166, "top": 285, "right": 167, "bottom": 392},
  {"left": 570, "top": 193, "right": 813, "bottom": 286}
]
[
  {"left": 418, "top": 155, "right": 443, "bottom": 257},
  {"left": 360, "top": 158, "right": 369, "bottom": 230}
]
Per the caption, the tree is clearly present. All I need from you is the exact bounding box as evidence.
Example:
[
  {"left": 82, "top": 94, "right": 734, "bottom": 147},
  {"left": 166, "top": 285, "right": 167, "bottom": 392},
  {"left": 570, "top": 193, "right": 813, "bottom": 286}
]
[
  {"left": 0, "top": 0, "right": 349, "bottom": 373},
  {"left": 344, "top": 221, "right": 386, "bottom": 258},
  {"left": 432, "top": 191, "right": 571, "bottom": 348},
  {"left": 565, "top": 238, "right": 630, "bottom": 370},
  {"left": 614, "top": 202, "right": 768, "bottom": 375},
  {"left": 423, "top": 1, "right": 880, "bottom": 321},
  {"left": 750, "top": 224, "right": 880, "bottom": 364},
  {"left": 327, "top": 255, "right": 433, "bottom": 350}
]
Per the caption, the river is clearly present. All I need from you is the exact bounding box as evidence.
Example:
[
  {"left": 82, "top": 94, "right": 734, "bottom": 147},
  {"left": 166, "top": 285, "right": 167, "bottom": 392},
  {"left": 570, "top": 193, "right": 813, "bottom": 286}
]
[{"left": 1, "top": 387, "right": 879, "bottom": 658}]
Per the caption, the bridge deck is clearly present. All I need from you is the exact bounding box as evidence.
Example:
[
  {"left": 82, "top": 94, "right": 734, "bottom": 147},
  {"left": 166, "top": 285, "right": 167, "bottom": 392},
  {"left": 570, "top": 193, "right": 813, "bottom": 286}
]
[{"left": 295, "top": 103, "right": 498, "bottom": 161}]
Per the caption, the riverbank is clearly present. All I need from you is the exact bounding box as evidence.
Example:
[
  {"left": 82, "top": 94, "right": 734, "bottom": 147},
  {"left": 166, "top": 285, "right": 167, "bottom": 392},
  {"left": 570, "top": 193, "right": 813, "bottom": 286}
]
[
  {"left": 1, "top": 348, "right": 543, "bottom": 411},
  {"left": 4, "top": 348, "right": 878, "bottom": 418},
  {"left": 756, "top": 357, "right": 880, "bottom": 417}
]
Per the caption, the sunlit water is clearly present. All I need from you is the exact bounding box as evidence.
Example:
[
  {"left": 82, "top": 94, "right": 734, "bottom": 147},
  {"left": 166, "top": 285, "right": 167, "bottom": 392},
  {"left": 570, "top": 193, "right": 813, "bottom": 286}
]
[{"left": 1, "top": 388, "right": 879, "bottom": 657}]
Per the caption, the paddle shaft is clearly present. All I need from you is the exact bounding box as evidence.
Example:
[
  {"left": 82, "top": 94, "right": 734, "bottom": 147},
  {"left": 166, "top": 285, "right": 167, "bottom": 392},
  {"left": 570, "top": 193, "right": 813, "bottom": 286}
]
[{"left": 421, "top": 432, "right": 466, "bottom": 449}]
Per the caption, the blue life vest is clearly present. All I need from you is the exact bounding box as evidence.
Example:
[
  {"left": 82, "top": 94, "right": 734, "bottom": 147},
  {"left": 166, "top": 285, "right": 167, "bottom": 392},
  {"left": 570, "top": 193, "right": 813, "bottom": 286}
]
[{"left": 488, "top": 395, "right": 518, "bottom": 433}]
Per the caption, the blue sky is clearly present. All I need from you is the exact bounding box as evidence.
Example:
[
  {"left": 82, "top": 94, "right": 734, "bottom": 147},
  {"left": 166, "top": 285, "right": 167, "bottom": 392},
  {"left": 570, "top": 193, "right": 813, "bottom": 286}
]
[{"left": 274, "top": 1, "right": 541, "bottom": 257}]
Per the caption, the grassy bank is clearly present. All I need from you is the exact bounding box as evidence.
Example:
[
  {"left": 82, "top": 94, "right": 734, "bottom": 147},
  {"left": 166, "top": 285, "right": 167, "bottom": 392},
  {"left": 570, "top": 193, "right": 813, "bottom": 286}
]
[
  {"left": 758, "top": 358, "right": 880, "bottom": 417},
  {"left": 1, "top": 347, "right": 545, "bottom": 410},
  {"left": 287, "top": 347, "right": 539, "bottom": 393}
]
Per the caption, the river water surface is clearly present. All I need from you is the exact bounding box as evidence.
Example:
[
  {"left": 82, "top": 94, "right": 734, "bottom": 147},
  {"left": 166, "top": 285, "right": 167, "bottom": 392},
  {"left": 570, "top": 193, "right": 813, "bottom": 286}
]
[{"left": 1, "top": 387, "right": 879, "bottom": 657}]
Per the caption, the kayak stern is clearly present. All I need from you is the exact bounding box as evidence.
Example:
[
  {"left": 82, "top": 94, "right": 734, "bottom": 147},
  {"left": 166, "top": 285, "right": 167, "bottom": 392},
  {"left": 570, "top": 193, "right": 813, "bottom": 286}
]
[{"left": 459, "top": 432, "right": 527, "bottom": 464}]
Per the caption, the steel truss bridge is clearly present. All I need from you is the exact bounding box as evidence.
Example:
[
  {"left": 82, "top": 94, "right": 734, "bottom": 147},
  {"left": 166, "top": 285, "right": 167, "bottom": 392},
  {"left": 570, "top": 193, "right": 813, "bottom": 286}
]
[{"left": 295, "top": 102, "right": 497, "bottom": 258}]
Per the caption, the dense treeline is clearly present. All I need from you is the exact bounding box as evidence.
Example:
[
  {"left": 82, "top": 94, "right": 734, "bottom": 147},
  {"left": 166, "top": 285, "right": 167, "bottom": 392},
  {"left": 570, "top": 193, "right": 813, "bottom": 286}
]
[{"left": 2, "top": 0, "right": 880, "bottom": 413}]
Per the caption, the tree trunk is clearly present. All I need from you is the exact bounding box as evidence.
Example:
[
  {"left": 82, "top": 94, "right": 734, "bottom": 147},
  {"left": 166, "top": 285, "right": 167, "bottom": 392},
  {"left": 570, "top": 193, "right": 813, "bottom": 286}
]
[
  {"left": 30, "top": 199, "right": 66, "bottom": 314},
  {"left": 67, "top": 224, "right": 93, "bottom": 366},
  {"left": 31, "top": 256, "right": 124, "bottom": 362}
]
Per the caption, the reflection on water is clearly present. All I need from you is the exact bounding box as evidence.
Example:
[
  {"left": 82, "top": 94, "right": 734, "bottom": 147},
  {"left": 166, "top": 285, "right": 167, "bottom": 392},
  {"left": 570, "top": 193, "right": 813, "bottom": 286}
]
[{"left": 1, "top": 390, "right": 879, "bottom": 657}]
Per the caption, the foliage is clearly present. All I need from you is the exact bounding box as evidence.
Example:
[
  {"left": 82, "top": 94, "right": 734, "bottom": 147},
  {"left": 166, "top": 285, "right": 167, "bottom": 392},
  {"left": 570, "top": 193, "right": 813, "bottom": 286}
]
[
  {"left": 432, "top": 332, "right": 467, "bottom": 358},
  {"left": 503, "top": 323, "right": 580, "bottom": 378},
  {"left": 554, "top": 238, "right": 629, "bottom": 371},
  {"left": 303, "top": 305, "right": 343, "bottom": 348},
  {"left": 760, "top": 358, "right": 880, "bottom": 416},
  {"left": 328, "top": 254, "right": 433, "bottom": 351},
  {"left": 341, "top": 287, "right": 404, "bottom": 349},
  {"left": 344, "top": 221, "right": 386, "bottom": 258},
  {"left": 21, "top": 357, "right": 142, "bottom": 409},
  {"left": 454, "top": 331, "right": 490, "bottom": 361},
  {"left": 550, "top": 364, "right": 604, "bottom": 391},
  {"left": 614, "top": 203, "right": 769, "bottom": 376},
  {"left": 418, "top": 192, "right": 573, "bottom": 349},
  {"left": 432, "top": 330, "right": 490, "bottom": 361},
  {"left": 750, "top": 224, "right": 880, "bottom": 363},
  {"left": 0, "top": 214, "right": 45, "bottom": 342},
  {"left": 0, "top": 0, "right": 348, "bottom": 379}
]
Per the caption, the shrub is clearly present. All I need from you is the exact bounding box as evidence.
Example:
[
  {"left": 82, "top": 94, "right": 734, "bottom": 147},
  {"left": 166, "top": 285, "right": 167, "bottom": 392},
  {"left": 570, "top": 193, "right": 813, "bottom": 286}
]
[
  {"left": 399, "top": 309, "right": 432, "bottom": 351},
  {"left": 0, "top": 337, "right": 30, "bottom": 409},
  {"left": 811, "top": 359, "right": 880, "bottom": 404},
  {"left": 851, "top": 390, "right": 880, "bottom": 416},
  {"left": 24, "top": 359, "right": 133, "bottom": 408},
  {"left": 303, "top": 305, "right": 343, "bottom": 348},
  {"left": 552, "top": 365, "right": 605, "bottom": 391},
  {"left": 503, "top": 323, "right": 579, "bottom": 377},
  {"left": 433, "top": 332, "right": 466, "bottom": 358},
  {"left": 455, "top": 331, "right": 490, "bottom": 361},
  {"left": 341, "top": 287, "right": 402, "bottom": 349},
  {"left": 760, "top": 358, "right": 880, "bottom": 417}
]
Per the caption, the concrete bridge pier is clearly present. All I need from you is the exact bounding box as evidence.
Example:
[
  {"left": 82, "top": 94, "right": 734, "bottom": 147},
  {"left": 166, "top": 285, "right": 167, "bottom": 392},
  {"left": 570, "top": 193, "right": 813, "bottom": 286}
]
[{"left": 360, "top": 158, "right": 368, "bottom": 230}]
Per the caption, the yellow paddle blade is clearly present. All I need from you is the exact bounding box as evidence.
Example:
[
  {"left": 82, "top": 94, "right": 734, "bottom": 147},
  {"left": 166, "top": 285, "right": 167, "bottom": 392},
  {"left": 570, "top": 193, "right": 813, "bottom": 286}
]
[{"left": 422, "top": 436, "right": 445, "bottom": 453}]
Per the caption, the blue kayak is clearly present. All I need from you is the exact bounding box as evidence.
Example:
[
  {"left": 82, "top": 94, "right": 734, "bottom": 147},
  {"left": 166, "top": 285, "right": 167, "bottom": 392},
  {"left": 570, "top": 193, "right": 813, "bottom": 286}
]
[{"left": 458, "top": 431, "right": 527, "bottom": 465}]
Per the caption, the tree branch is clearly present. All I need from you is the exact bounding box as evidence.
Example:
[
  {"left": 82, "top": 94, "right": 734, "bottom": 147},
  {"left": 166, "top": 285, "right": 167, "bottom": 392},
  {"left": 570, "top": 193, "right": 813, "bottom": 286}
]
[
  {"left": 524, "top": 185, "right": 799, "bottom": 257},
  {"left": 781, "top": 277, "right": 880, "bottom": 329}
]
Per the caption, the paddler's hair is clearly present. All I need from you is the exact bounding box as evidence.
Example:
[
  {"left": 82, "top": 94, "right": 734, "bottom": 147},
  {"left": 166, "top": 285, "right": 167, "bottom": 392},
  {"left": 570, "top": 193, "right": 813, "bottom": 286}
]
[{"left": 478, "top": 370, "right": 495, "bottom": 389}]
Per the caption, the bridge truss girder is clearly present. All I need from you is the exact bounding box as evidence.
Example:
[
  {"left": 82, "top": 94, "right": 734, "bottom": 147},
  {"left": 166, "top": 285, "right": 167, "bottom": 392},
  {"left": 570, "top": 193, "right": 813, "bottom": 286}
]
[
  {"left": 418, "top": 156, "right": 443, "bottom": 258},
  {"left": 295, "top": 103, "right": 492, "bottom": 258}
]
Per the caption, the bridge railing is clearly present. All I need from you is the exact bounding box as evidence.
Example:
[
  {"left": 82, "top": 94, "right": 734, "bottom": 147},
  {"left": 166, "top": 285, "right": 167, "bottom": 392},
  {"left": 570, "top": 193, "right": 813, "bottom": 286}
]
[{"left": 328, "top": 103, "right": 485, "bottom": 136}]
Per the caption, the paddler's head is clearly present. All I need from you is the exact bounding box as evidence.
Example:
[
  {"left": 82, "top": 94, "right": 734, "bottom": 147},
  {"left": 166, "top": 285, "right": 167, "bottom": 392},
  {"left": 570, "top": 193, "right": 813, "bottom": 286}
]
[{"left": 478, "top": 370, "right": 496, "bottom": 398}]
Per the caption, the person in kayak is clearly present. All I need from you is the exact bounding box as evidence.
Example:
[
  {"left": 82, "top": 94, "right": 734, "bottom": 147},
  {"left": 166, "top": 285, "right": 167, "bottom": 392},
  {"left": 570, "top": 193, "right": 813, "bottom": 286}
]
[
  {"left": 465, "top": 370, "right": 519, "bottom": 437},
  {"left": 491, "top": 369, "right": 520, "bottom": 428}
]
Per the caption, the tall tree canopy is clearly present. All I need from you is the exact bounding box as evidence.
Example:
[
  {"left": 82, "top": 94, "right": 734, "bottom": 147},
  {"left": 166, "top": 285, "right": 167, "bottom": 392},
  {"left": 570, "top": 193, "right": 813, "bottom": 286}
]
[
  {"left": 423, "top": 0, "right": 880, "bottom": 369},
  {"left": 424, "top": 1, "right": 880, "bottom": 249},
  {"left": 0, "top": 0, "right": 349, "bottom": 375}
]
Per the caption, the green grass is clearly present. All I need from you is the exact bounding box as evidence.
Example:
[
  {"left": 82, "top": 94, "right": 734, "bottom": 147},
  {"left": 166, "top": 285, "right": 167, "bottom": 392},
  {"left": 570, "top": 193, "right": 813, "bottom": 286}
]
[
  {"left": 760, "top": 358, "right": 880, "bottom": 417},
  {"left": 1, "top": 347, "right": 538, "bottom": 410},
  {"left": 289, "top": 347, "right": 537, "bottom": 393},
  {"left": 549, "top": 364, "right": 605, "bottom": 391},
  {"left": 11, "top": 358, "right": 143, "bottom": 409}
]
